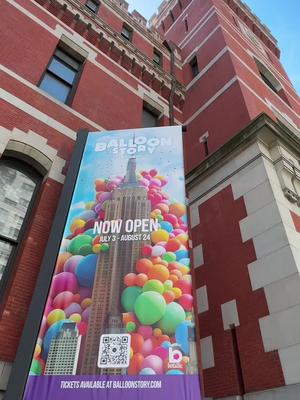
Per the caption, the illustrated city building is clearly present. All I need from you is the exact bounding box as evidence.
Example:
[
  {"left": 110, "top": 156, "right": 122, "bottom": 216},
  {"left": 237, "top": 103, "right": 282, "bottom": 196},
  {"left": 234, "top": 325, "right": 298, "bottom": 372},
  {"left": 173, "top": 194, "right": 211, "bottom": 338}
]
[
  {"left": 45, "top": 322, "right": 81, "bottom": 376},
  {"left": 81, "top": 157, "right": 151, "bottom": 375},
  {"left": 1, "top": 0, "right": 300, "bottom": 398}
]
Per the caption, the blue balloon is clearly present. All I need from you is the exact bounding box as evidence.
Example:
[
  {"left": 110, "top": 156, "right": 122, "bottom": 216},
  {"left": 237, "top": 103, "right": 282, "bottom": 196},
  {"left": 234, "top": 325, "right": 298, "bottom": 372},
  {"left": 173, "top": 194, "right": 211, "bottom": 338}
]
[
  {"left": 75, "top": 254, "right": 98, "bottom": 287},
  {"left": 166, "top": 370, "right": 184, "bottom": 375},
  {"left": 175, "top": 321, "right": 193, "bottom": 355},
  {"left": 161, "top": 341, "right": 172, "bottom": 349},
  {"left": 79, "top": 210, "right": 97, "bottom": 221},
  {"left": 43, "top": 320, "right": 68, "bottom": 353},
  {"left": 84, "top": 228, "right": 97, "bottom": 237},
  {"left": 175, "top": 249, "right": 189, "bottom": 261},
  {"left": 179, "top": 258, "right": 190, "bottom": 267},
  {"left": 139, "top": 368, "right": 156, "bottom": 375},
  {"left": 160, "top": 221, "right": 173, "bottom": 233}
]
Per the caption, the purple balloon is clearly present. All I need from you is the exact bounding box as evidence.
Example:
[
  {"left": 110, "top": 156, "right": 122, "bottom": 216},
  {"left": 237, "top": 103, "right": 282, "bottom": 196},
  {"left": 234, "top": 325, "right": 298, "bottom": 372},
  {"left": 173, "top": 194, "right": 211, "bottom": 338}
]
[
  {"left": 63, "top": 255, "right": 84, "bottom": 273},
  {"left": 65, "top": 303, "right": 82, "bottom": 318},
  {"left": 82, "top": 306, "right": 90, "bottom": 322},
  {"left": 79, "top": 286, "right": 92, "bottom": 300}
]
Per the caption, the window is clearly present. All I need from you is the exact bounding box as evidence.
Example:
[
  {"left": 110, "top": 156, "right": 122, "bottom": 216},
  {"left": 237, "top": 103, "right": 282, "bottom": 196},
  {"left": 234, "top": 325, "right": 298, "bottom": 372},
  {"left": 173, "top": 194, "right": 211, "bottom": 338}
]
[
  {"left": 153, "top": 49, "right": 162, "bottom": 66},
  {"left": 39, "top": 47, "right": 84, "bottom": 104},
  {"left": 143, "top": 106, "right": 159, "bottom": 128},
  {"left": 121, "top": 24, "right": 133, "bottom": 42},
  {"left": 170, "top": 10, "right": 175, "bottom": 22},
  {"left": 184, "top": 18, "right": 189, "bottom": 32},
  {"left": 254, "top": 58, "right": 280, "bottom": 94},
  {"left": 85, "top": 0, "right": 100, "bottom": 13},
  {"left": 190, "top": 56, "right": 199, "bottom": 78},
  {"left": 0, "top": 158, "right": 41, "bottom": 297}
]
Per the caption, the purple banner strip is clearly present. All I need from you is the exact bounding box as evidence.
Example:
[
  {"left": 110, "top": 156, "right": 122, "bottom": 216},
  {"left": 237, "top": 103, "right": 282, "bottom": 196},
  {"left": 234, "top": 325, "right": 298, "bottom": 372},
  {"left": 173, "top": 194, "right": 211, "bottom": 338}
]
[{"left": 24, "top": 375, "right": 202, "bottom": 400}]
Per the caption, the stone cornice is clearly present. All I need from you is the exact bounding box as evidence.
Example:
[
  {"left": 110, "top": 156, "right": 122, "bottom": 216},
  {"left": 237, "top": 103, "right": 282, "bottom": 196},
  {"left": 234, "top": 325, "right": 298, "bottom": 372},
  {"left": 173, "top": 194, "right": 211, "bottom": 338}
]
[{"left": 186, "top": 113, "right": 300, "bottom": 190}]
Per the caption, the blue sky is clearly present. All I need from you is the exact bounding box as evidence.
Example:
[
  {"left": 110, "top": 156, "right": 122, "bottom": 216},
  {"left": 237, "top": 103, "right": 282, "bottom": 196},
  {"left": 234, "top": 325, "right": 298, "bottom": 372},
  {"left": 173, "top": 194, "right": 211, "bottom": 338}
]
[{"left": 128, "top": 0, "right": 300, "bottom": 95}]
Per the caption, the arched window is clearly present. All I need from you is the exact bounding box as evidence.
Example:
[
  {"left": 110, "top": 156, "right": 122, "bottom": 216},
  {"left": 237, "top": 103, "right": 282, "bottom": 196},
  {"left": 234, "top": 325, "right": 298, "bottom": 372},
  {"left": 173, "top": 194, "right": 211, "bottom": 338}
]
[{"left": 0, "top": 157, "right": 42, "bottom": 295}]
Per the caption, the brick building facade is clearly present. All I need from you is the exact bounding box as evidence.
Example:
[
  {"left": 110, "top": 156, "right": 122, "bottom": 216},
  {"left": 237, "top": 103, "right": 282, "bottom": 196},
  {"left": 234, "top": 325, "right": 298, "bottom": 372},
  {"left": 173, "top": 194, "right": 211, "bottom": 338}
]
[{"left": 0, "top": 0, "right": 300, "bottom": 399}]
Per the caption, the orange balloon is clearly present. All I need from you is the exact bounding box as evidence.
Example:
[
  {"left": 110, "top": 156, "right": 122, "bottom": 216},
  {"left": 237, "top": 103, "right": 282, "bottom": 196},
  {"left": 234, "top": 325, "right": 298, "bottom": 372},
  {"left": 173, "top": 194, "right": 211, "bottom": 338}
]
[
  {"left": 163, "top": 290, "right": 175, "bottom": 304},
  {"left": 158, "top": 335, "right": 170, "bottom": 345},
  {"left": 123, "top": 312, "right": 136, "bottom": 325},
  {"left": 166, "top": 239, "right": 181, "bottom": 253},
  {"left": 176, "top": 234, "right": 189, "bottom": 246},
  {"left": 135, "top": 273, "right": 148, "bottom": 287},
  {"left": 136, "top": 258, "right": 152, "bottom": 274},
  {"left": 169, "top": 274, "right": 179, "bottom": 283},
  {"left": 55, "top": 252, "right": 72, "bottom": 273},
  {"left": 124, "top": 273, "right": 137, "bottom": 286},
  {"left": 170, "top": 269, "right": 182, "bottom": 279},
  {"left": 128, "top": 353, "right": 144, "bottom": 375},
  {"left": 148, "top": 264, "right": 169, "bottom": 282},
  {"left": 152, "top": 257, "right": 162, "bottom": 264},
  {"left": 169, "top": 203, "right": 186, "bottom": 218},
  {"left": 131, "top": 333, "right": 144, "bottom": 353}
]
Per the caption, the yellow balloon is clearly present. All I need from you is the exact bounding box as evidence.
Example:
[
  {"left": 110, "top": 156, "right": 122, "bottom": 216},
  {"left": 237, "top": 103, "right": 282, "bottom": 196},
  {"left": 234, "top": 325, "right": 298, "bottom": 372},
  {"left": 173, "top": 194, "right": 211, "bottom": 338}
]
[
  {"left": 172, "top": 287, "right": 182, "bottom": 299},
  {"left": 47, "top": 309, "right": 66, "bottom": 326},
  {"left": 70, "top": 218, "right": 86, "bottom": 233},
  {"left": 34, "top": 344, "right": 41, "bottom": 358},
  {"left": 151, "top": 229, "right": 169, "bottom": 244},
  {"left": 70, "top": 313, "right": 81, "bottom": 323}
]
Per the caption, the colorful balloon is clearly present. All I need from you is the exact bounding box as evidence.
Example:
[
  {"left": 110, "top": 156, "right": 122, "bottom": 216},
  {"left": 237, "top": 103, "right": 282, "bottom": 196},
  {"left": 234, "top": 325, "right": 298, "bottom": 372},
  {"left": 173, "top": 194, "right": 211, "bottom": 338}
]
[
  {"left": 135, "top": 291, "right": 166, "bottom": 325},
  {"left": 75, "top": 254, "right": 98, "bottom": 287},
  {"left": 121, "top": 286, "right": 142, "bottom": 312},
  {"left": 158, "top": 302, "right": 186, "bottom": 335}
]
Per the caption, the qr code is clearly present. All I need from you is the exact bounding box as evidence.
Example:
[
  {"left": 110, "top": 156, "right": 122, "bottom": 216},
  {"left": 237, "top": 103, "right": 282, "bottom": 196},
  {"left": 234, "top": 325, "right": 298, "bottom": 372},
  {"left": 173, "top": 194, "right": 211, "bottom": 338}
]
[{"left": 98, "top": 334, "right": 131, "bottom": 369}]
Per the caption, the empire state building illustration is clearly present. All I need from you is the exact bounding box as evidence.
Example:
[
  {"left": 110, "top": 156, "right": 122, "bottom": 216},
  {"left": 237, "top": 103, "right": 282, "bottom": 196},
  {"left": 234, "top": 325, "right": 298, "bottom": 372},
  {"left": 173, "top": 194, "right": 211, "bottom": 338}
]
[{"left": 81, "top": 157, "right": 151, "bottom": 374}]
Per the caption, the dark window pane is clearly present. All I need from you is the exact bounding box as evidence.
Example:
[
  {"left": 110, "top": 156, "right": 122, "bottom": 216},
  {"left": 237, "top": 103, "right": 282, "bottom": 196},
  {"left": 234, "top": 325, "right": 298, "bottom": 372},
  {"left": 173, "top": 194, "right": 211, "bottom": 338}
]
[
  {"left": 0, "top": 165, "right": 37, "bottom": 240},
  {"left": 260, "top": 72, "right": 278, "bottom": 93},
  {"left": 190, "top": 57, "right": 199, "bottom": 78},
  {"left": 154, "top": 50, "right": 161, "bottom": 66},
  {"left": 39, "top": 73, "right": 71, "bottom": 103},
  {"left": 0, "top": 240, "right": 12, "bottom": 283},
  {"left": 121, "top": 25, "right": 132, "bottom": 41},
  {"left": 55, "top": 49, "right": 81, "bottom": 71},
  {"left": 143, "top": 109, "right": 158, "bottom": 128},
  {"left": 86, "top": 0, "right": 98, "bottom": 12},
  {"left": 48, "top": 57, "right": 76, "bottom": 84}
]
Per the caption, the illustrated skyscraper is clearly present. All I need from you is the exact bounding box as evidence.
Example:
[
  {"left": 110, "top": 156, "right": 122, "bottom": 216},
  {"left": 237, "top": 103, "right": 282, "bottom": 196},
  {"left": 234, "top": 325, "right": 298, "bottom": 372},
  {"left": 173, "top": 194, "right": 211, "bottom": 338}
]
[
  {"left": 44, "top": 322, "right": 81, "bottom": 376},
  {"left": 81, "top": 158, "right": 151, "bottom": 375}
]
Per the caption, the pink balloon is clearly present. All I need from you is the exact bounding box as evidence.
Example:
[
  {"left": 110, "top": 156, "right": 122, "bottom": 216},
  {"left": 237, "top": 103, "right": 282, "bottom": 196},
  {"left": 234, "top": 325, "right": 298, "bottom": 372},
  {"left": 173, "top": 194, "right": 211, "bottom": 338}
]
[
  {"left": 138, "top": 326, "right": 153, "bottom": 339},
  {"left": 151, "top": 245, "right": 166, "bottom": 257},
  {"left": 50, "top": 272, "right": 78, "bottom": 298},
  {"left": 53, "top": 291, "right": 74, "bottom": 309},
  {"left": 141, "top": 339, "right": 154, "bottom": 357},
  {"left": 179, "top": 294, "right": 194, "bottom": 311},
  {"left": 152, "top": 346, "right": 168, "bottom": 360},
  {"left": 164, "top": 214, "right": 178, "bottom": 226},
  {"left": 150, "top": 169, "right": 158, "bottom": 177},
  {"left": 141, "top": 355, "right": 163, "bottom": 374}
]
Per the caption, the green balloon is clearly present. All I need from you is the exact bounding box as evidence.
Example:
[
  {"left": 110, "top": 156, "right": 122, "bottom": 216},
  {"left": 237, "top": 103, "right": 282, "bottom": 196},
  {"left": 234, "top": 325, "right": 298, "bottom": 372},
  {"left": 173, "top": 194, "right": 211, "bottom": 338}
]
[
  {"left": 158, "top": 302, "right": 186, "bottom": 335},
  {"left": 68, "top": 235, "right": 93, "bottom": 255},
  {"left": 126, "top": 321, "right": 136, "bottom": 332},
  {"left": 135, "top": 291, "right": 166, "bottom": 325},
  {"left": 30, "top": 359, "right": 42, "bottom": 376},
  {"left": 121, "top": 286, "right": 142, "bottom": 312},
  {"left": 162, "top": 252, "right": 176, "bottom": 263},
  {"left": 143, "top": 279, "right": 164, "bottom": 294}
]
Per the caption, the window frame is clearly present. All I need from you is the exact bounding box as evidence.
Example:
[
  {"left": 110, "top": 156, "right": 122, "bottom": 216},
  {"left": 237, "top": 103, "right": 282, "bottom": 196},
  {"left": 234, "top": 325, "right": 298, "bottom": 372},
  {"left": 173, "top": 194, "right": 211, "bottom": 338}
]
[
  {"left": 121, "top": 23, "right": 133, "bottom": 42},
  {"left": 85, "top": 0, "right": 100, "bottom": 14},
  {"left": 142, "top": 103, "right": 161, "bottom": 128},
  {"left": 38, "top": 45, "right": 85, "bottom": 106},
  {"left": 0, "top": 157, "right": 43, "bottom": 303},
  {"left": 153, "top": 48, "right": 162, "bottom": 67},
  {"left": 190, "top": 55, "right": 199, "bottom": 78}
]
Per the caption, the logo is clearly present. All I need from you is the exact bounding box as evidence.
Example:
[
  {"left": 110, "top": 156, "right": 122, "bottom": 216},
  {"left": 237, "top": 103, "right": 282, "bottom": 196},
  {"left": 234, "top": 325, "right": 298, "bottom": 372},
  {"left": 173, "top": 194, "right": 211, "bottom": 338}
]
[{"left": 168, "top": 346, "right": 183, "bottom": 370}]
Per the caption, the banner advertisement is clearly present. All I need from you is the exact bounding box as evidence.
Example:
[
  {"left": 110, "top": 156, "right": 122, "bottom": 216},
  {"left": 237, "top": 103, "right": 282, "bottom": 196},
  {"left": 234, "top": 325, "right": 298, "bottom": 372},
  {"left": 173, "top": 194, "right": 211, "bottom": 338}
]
[{"left": 23, "top": 126, "right": 202, "bottom": 399}]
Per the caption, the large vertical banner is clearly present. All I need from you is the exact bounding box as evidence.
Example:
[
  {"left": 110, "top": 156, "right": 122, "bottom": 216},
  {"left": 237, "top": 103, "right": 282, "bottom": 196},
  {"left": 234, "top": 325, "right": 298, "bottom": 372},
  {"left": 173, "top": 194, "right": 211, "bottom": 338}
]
[{"left": 23, "top": 126, "right": 201, "bottom": 399}]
